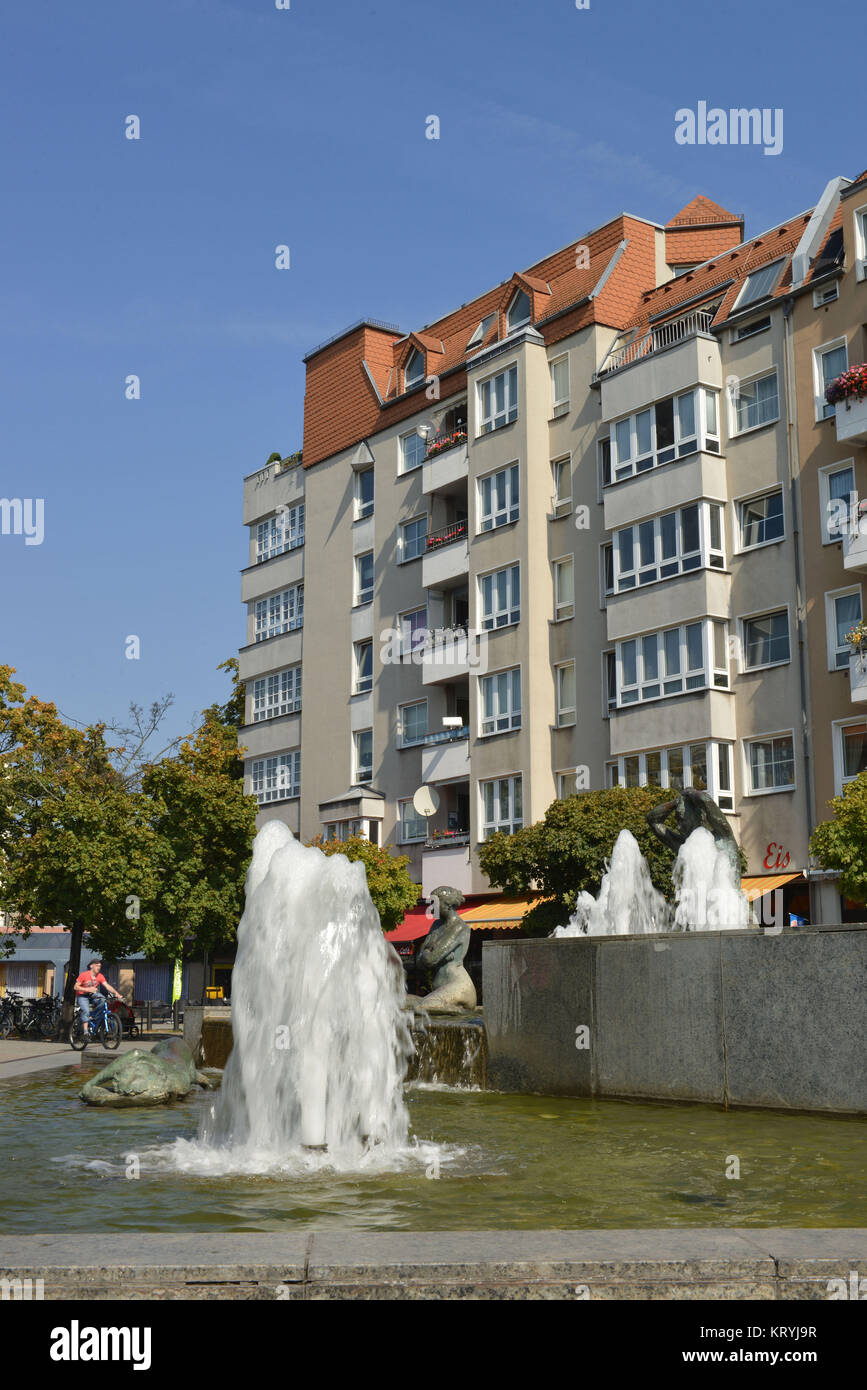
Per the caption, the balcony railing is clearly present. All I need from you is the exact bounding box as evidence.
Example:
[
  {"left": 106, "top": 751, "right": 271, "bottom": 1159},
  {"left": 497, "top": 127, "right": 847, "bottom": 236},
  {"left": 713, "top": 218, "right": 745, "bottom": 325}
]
[
  {"left": 424, "top": 427, "right": 468, "bottom": 460},
  {"left": 426, "top": 520, "right": 468, "bottom": 551},
  {"left": 598, "top": 307, "right": 718, "bottom": 378},
  {"left": 425, "top": 829, "right": 470, "bottom": 849},
  {"left": 423, "top": 725, "right": 469, "bottom": 746}
]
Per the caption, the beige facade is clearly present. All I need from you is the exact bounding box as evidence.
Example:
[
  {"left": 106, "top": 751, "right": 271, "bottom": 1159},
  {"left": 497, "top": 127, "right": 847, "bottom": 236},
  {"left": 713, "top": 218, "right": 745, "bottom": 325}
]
[{"left": 238, "top": 173, "right": 867, "bottom": 921}]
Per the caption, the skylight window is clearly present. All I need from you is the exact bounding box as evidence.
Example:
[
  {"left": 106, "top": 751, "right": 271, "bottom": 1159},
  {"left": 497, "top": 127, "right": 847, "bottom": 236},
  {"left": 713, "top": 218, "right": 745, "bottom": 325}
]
[
  {"left": 735, "top": 259, "right": 784, "bottom": 311},
  {"left": 506, "top": 289, "right": 531, "bottom": 332},
  {"left": 467, "top": 313, "right": 497, "bottom": 349}
]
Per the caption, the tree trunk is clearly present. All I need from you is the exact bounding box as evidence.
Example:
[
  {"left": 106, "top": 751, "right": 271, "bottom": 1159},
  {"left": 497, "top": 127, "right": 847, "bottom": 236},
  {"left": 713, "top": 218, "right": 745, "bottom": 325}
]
[{"left": 62, "top": 920, "right": 85, "bottom": 1038}]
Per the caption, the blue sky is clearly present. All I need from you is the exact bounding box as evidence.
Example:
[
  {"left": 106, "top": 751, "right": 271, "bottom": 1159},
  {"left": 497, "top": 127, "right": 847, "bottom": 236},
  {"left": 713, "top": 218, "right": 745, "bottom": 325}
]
[{"left": 1, "top": 0, "right": 863, "bottom": 746}]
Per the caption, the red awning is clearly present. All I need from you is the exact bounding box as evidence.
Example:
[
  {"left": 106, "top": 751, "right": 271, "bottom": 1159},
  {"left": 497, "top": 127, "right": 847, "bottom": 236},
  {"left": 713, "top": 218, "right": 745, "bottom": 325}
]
[{"left": 385, "top": 909, "right": 432, "bottom": 943}]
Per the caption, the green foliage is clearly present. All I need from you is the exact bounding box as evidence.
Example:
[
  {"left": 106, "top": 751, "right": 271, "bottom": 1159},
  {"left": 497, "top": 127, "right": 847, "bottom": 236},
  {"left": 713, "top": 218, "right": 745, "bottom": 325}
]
[
  {"left": 306, "top": 834, "right": 419, "bottom": 934},
  {"left": 478, "top": 786, "right": 680, "bottom": 930},
  {"left": 810, "top": 774, "right": 867, "bottom": 904},
  {"left": 266, "top": 452, "right": 282, "bottom": 464}
]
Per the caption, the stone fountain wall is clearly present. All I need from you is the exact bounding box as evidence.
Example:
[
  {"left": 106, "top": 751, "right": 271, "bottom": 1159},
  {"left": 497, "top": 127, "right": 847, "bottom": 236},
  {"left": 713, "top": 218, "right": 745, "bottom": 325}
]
[{"left": 482, "top": 924, "right": 867, "bottom": 1116}]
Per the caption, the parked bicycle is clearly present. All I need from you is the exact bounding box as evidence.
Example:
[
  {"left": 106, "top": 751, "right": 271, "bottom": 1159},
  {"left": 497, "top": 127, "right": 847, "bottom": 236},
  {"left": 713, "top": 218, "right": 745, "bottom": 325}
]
[
  {"left": 0, "top": 991, "right": 62, "bottom": 1040},
  {"left": 70, "top": 993, "right": 121, "bottom": 1051}
]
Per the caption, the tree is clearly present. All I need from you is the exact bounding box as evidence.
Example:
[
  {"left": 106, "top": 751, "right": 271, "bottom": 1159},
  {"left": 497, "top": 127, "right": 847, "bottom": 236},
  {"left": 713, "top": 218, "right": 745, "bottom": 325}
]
[
  {"left": 810, "top": 774, "right": 867, "bottom": 904},
  {"left": 478, "top": 787, "right": 680, "bottom": 935},
  {"left": 306, "top": 834, "right": 419, "bottom": 933}
]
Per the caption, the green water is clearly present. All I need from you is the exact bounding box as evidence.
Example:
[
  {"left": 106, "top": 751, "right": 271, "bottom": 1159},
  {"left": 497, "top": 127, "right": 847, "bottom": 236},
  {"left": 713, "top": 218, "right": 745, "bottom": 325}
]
[{"left": 2, "top": 1069, "right": 865, "bottom": 1232}]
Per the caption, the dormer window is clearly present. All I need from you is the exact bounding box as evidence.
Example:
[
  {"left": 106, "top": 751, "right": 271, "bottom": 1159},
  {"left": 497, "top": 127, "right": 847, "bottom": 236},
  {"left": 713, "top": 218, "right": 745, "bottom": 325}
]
[
  {"left": 467, "top": 313, "right": 497, "bottom": 349},
  {"left": 404, "top": 348, "right": 424, "bottom": 389},
  {"left": 506, "top": 289, "right": 531, "bottom": 333}
]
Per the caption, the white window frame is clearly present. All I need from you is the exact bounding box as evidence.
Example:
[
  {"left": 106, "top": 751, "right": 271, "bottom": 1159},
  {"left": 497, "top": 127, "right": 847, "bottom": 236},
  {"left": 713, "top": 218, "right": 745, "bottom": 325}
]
[
  {"left": 615, "top": 618, "right": 729, "bottom": 707},
  {"left": 478, "top": 562, "right": 521, "bottom": 630},
  {"left": 506, "top": 289, "right": 531, "bottom": 333},
  {"left": 354, "top": 728, "right": 373, "bottom": 784},
  {"left": 610, "top": 387, "right": 719, "bottom": 482},
  {"left": 479, "top": 773, "right": 523, "bottom": 838},
  {"left": 404, "top": 348, "right": 424, "bottom": 390},
  {"left": 736, "top": 486, "right": 785, "bottom": 552},
  {"left": 825, "top": 585, "right": 862, "bottom": 671},
  {"left": 813, "top": 282, "right": 839, "bottom": 308},
  {"left": 855, "top": 206, "right": 867, "bottom": 282},
  {"left": 400, "top": 606, "right": 428, "bottom": 658},
  {"left": 399, "top": 429, "right": 426, "bottom": 474},
  {"left": 399, "top": 514, "right": 428, "bottom": 563},
  {"left": 733, "top": 258, "right": 785, "bottom": 311},
  {"left": 478, "top": 363, "right": 518, "bottom": 435},
  {"left": 603, "top": 649, "right": 617, "bottom": 717},
  {"left": 555, "top": 660, "right": 576, "bottom": 728},
  {"left": 551, "top": 454, "right": 572, "bottom": 515},
  {"left": 254, "top": 582, "right": 304, "bottom": 641},
  {"left": 354, "top": 466, "right": 374, "bottom": 520},
  {"left": 729, "top": 368, "right": 780, "bottom": 437},
  {"left": 251, "top": 749, "right": 301, "bottom": 804},
  {"left": 600, "top": 543, "right": 614, "bottom": 605},
  {"left": 739, "top": 607, "right": 791, "bottom": 672},
  {"left": 398, "top": 699, "right": 428, "bottom": 748},
  {"left": 398, "top": 797, "right": 427, "bottom": 844},
  {"left": 832, "top": 716, "right": 867, "bottom": 794},
  {"left": 251, "top": 666, "right": 302, "bottom": 721},
  {"left": 255, "top": 504, "right": 305, "bottom": 563},
  {"left": 353, "top": 639, "right": 373, "bottom": 694},
  {"left": 598, "top": 437, "right": 612, "bottom": 494},
  {"left": 612, "top": 501, "right": 724, "bottom": 592},
  {"left": 606, "top": 740, "right": 734, "bottom": 811},
  {"left": 550, "top": 354, "right": 570, "bottom": 418},
  {"left": 478, "top": 462, "right": 519, "bottom": 532},
  {"left": 552, "top": 554, "right": 574, "bottom": 621},
  {"left": 731, "top": 315, "right": 771, "bottom": 343},
  {"left": 813, "top": 337, "right": 848, "bottom": 422},
  {"left": 743, "top": 731, "right": 796, "bottom": 796},
  {"left": 818, "top": 460, "right": 856, "bottom": 545},
  {"left": 478, "top": 666, "right": 522, "bottom": 737},
  {"left": 355, "top": 551, "right": 374, "bottom": 606}
]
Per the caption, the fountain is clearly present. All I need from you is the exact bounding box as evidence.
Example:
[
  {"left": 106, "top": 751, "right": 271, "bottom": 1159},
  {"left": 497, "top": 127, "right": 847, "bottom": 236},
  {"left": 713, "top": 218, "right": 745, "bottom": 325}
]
[{"left": 195, "top": 821, "right": 415, "bottom": 1164}]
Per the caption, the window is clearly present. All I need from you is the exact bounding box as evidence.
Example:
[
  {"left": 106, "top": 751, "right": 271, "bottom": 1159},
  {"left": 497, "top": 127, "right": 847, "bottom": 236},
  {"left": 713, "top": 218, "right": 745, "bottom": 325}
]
[
  {"left": 251, "top": 750, "right": 301, "bottom": 803},
  {"left": 400, "top": 607, "right": 427, "bottom": 657},
  {"left": 734, "top": 259, "right": 784, "bottom": 310},
  {"left": 550, "top": 355, "right": 570, "bottom": 417},
  {"left": 826, "top": 587, "right": 862, "bottom": 670},
  {"left": 616, "top": 619, "right": 729, "bottom": 706},
  {"left": 354, "top": 729, "right": 373, "bottom": 783},
  {"left": 813, "top": 283, "right": 839, "bottom": 308},
  {"left": 400, "top": 515, "right": 427, "bottom": 562},
  {"left": 731, "top": 370, "right": 779, "bottom": 434},
  {"left": 732, "top": 315, "right": 771, "bottom": 342},
  {"left": 739, "top": 489, "right": 784, "bottom": 549},
  {"left": 399, "top": 700, "right": 428, "bottom": 747},
  {"left": 479, "top": 463, "right": 519, "bottom": 531},
  {"left": 815, "top": 340, "right": 848, "bottom": 421},
  {"left": 613, "top": 502, "right": 724, "bottom": 591},
  {"left": 602, "top": 544, "right": 614, "bottom": 599},
  {"left": 599, "top": 437, "right": 612, "bottom": 489},
  {"left": 478, "top": 364, "right": 518, "bottom": 434},
  {"left": 468, "top": 312, "right": 497, "bottom": 349},
  {"left": 607, "top": 742, "right": 733, "bottom": 807},
  {"left": 555, "top": 662, "right": 576, "bottom": 727},
  {"left": 742, "top": 610, "right": 790, "bottom": 670},
  {"left": 404, "top": 348, "right": 424, "bottom": 389},
  {"left": 479, "top": 564, "right": 520, "bottom": 629},
  {"left": 252, "top": 667, "right": 302, "bottom": 721},
  {"left": 837, "top": 720, "right": 867, "bottom": 789},
  {"left": 551, "top": 456, "right": 571, "bottom": 513},
  {"left": 507, "top": 288, "right": 531, "bottom": 332},
  {"left": 604, "top": 650, "right": 617, "bottom": 714},
  {"left": 399, "top": 798, "right": 427, "bottom": 843},
  {"left": 254, "top": 583, "right": 304, "bottom": 641},
  {"left": 355, "top": 467, "right": 374, "bottom": 519},
  {"left": 610, "top": 388, "right": 718, "bottom": 481},
  {"left": 819, "top": 462, "right": 856, "bottom": 543},
  {"left": 481, "top": 775, "right": 523, "bottom": 837},
  {"left": 479, "top": 668, "right": 521, "bottom": 736},
  {"left": 256, "top": 504, "right": 305, "bottom": 562},
  {"left": 400, "top": 430, "right": 426, "bottom": 473},
  {"left": 553, "top": 555, "right": 574, "bottom": 619},
  {"left": 355, "top": 551, "right": 374, "bottom": 605},
  {"left": 354, "top": 640, "right": 373, "bottom": 694},
  {"left": 556, "top": 771, "right": 580, "bottom": 799},
  {"left": 746, "top": 734, "right": 795, "bottom": 793},
  {"left": 856, "top": 209, "right": 867, "bottom": 281}
]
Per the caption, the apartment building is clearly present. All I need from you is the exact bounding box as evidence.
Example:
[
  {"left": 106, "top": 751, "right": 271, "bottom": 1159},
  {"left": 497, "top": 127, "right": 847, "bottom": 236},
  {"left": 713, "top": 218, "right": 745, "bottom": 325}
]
[{"left": 239, "top": 172, "right": 867, "bottom": 924}]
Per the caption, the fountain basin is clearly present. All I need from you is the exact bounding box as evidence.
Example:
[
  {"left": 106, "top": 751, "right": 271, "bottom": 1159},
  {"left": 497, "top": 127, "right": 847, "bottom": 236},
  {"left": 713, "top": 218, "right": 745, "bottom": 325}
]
[{"left": 483, "top": 923, "right": 867, "bottom": 1115}]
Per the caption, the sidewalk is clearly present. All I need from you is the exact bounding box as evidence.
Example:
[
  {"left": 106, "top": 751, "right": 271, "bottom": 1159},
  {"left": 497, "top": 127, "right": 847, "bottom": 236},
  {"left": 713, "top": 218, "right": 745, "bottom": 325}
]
[{"left": 0, "top": 1037, "right": 157, "bottom": 1080}]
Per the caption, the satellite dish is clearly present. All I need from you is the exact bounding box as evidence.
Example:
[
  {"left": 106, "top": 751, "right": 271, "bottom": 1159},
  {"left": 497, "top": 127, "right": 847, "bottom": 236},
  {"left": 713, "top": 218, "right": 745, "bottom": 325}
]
[
  {"left": 415, "top": 421, "right": 436, "bottom": 440},
  {"left": 412, "top": 784, "right": 440, "bottom": 818}
]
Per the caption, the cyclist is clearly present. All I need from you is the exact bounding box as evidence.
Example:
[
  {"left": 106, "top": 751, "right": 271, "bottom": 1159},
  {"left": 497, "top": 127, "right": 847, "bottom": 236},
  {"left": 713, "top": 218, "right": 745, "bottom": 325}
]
[{"left": 74, "top": 959, "right": 123, "bottom": 1031}]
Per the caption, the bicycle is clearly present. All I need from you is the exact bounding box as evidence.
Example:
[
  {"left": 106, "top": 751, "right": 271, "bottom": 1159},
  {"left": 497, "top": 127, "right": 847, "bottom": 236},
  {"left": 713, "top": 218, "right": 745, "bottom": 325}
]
[{"left": 70, "top": 993, "right": 122, "bottom": 1051}]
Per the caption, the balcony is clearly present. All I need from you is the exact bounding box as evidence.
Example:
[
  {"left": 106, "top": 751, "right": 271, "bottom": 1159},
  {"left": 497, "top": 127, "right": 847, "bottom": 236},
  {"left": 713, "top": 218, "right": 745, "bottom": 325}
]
[
  {"left": 423, "top": 433, "right": 469, "bottom": 496},
  {"left": 422, "top": 521, "right": 469, "bottom": 588},
  {"left": 834, "top": 395, "right": 867, "bottom": 447},
  {"left": 421, "top": 729, "right": 470, "bottom": 782},
  {"left": 420, "top": 627, "right": 472, "bottom": 685},
  {"left": 843, "top": 512, "right": 867, "bottom": 572},
  {"left": 599, "top": 321, "right": 722, "bottom": 423},
  {"left": 421, "top": 842, "right": 473, "bottom": 897},
  {"left": 850, "top": 652, "right": 867, "bottom": 703}
]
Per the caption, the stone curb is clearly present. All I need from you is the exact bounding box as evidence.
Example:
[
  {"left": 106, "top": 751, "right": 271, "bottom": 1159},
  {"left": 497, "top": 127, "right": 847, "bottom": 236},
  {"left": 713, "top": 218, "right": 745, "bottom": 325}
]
[{"left": 1, "top": 1229, "right": 864, "bottom": 1300}]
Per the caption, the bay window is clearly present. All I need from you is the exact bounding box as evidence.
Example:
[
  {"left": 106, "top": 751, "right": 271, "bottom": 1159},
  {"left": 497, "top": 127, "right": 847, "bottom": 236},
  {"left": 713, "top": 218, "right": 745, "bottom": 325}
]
[
  {"left": 613, "top": 501, "right": 724, "bottom": 590},
  {"left": 616, "top": 619, "right": 729, "bottom": 706},
  {"left": 251, "top": 750, "right": 301, "bottom": 803},
  {"left": 252, "top": 666, "right": 302, "bottom": 721},
  {"left": 610, "top": 387, "right": 718, "bottom": 481},
  {"left": 606, "top": 741, "right": 734, "bottom": 810},
  {"left": 255, "top": 583, "right": 304, "bottom": 641},
  {"left": 256, "top": 504, "right": 305, "bottom": 562}
]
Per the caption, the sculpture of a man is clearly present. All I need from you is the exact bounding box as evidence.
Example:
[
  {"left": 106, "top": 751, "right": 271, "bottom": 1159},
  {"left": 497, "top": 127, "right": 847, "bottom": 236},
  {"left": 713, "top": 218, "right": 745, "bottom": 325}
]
[{"left": 646, "top": 787, "right": 741, "bottom": 877}]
